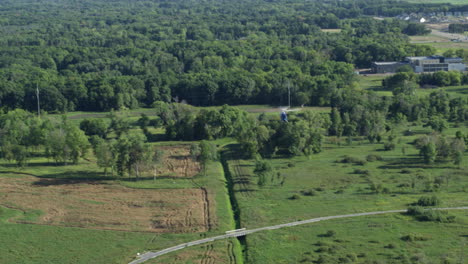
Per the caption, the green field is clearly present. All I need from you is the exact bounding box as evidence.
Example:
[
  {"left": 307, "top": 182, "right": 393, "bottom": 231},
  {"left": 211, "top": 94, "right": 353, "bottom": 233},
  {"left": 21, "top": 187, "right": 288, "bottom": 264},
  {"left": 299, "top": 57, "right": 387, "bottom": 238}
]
[
  {"left": 246, "top": 212, "right": 467, "bottom": 263},
  {"left": 413, "top": 41, "right": 468, "bottom": 54},
  {"left": 224, "top": 122, "right": 468, "bottom": 263}
]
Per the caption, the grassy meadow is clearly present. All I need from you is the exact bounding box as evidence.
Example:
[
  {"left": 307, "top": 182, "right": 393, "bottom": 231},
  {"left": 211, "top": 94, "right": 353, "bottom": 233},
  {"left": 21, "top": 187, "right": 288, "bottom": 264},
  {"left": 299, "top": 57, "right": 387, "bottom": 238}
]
[{"left": 224, "top": 119, "right": 467, "bottom": 263}]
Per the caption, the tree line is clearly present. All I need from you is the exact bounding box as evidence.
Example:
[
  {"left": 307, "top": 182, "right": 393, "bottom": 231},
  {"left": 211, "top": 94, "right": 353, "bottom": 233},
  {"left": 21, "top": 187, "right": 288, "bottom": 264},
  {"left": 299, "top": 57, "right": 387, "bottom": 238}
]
[
  {"left": 0, "top": 108, "right": 220, "bottom": 179},
  {"left": 384, "top": 70, "right": 468, "bottom": 91},
  {"left": 448, "top": 24, "right": 468, "bottom": 34}
]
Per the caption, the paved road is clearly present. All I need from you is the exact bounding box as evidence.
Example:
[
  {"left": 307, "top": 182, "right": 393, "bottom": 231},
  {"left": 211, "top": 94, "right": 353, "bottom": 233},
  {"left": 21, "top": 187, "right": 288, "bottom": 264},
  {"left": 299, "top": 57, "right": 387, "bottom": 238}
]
[{"left": 129, "top": 207, "right": 468, "bottom": 264}]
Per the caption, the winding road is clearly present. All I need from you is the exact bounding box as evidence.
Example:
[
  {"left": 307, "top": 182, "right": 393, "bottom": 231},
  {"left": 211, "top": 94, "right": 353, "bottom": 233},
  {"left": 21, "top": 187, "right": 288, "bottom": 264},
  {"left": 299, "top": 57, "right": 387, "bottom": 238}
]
[{"left": 129, "top": 206, "right": 468, "bottom": 264}]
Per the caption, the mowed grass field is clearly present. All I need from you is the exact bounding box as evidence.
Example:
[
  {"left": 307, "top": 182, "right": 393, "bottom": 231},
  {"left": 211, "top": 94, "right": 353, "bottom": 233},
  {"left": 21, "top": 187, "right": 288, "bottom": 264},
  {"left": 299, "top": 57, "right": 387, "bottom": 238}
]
[
  {"left": 413, "top": 41, "right": 468, "bottom": 54},
  {"left": 224, "top": 121, "right": 468, "bottom": 263},
  {"left": 0, "top": 140, "right": 242, "bottom": 263},
  {"left": 358, "top": 74, "right": 468, "bottom": 97}
]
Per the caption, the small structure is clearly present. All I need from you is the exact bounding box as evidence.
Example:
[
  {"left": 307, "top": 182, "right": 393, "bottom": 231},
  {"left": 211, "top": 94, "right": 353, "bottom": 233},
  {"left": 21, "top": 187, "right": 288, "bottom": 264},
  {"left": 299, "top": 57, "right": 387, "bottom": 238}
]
[{"left": 280, "top": 111, "right": 288, "bottom": 122}]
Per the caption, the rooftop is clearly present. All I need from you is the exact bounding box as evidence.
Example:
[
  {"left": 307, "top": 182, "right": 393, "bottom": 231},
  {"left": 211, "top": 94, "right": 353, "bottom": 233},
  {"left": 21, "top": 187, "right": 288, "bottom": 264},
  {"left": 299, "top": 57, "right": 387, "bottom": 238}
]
[{"left": 373, "top": 62, "right": 401, "bottom": 65}]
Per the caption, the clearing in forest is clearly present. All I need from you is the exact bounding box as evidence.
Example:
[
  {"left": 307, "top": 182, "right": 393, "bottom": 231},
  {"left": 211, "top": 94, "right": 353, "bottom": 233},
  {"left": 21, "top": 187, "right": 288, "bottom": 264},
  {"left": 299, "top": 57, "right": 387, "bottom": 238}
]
[{"left": 0, "top": 175, "right": 211, "bottom": 233}]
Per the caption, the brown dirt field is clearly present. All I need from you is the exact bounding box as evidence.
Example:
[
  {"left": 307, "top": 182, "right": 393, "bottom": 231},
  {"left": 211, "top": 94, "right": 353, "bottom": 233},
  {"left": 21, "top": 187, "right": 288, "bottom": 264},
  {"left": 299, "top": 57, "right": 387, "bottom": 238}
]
[
  {"left": 0, "top": 175, "right": 211, "bottom": 233},
  {"left": 157, "top": 145, "right": 201, "bottom": 178}
]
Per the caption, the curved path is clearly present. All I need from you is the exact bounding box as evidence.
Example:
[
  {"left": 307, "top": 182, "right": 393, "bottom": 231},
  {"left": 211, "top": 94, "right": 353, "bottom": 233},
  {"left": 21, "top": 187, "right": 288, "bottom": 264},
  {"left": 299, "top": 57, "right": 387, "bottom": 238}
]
[{"left": 129, "top": 207, "right": 468, "bottom": 264}]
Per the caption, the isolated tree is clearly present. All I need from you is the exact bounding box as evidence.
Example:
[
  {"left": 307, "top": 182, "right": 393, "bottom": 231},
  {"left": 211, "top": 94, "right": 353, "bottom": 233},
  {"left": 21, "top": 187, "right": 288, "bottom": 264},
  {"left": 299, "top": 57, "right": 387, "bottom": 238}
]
[
  {"left": 45, "top": 119, "right": 89, "bottom": 165},
  {"left": 80, "top": 119, "right": 108, "bottom": 138},
  {"left": 65, "top": 123, "right": 90, "bottom": 164},
  {"left": 424, "top": 116, "right": 448, "bottom": 132},
  {"left": 114, "top": 136, "right": 131, "bottom": 177},
  {"left": 420, "top": 142, "right": 437, "bottom": 164},
  {"left": 190, "top": 143, "right": 201, "bottom": 160},
  {"left": 137, "top": 113, "right": 151, "bottom": 139},
  {"left": 94, "top": 138, "right": 116, "bottom": 176},
  {"left": 199, "top": 141, "right": 218, "bottom": 175},
  {"left": 254, "top": 158, "right": 275, "bottom": 187},
  {"left": 108, "top": 111, "right": 130, "bottom": 138},
  {"left": 128, "top": 134, "right": 152, "bottom": 180},
  {"left": 45, "top": 128, "right": 69, "bottom": 164},
  {"left": 450, "top": 138, "right": 465, "bottom": 167},
  {"left": 328, "top": 107, "right": 343, "bottom": 137},
  {"left": 453, "top": 151, "right": 463, "bottom": 168}
]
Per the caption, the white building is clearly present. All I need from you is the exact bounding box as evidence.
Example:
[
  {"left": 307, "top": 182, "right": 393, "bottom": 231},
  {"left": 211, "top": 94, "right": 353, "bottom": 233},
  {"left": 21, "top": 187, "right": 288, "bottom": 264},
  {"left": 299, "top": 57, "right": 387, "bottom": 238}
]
[{"left": 372, "top": 56, "right": 466, "bottom": 73}]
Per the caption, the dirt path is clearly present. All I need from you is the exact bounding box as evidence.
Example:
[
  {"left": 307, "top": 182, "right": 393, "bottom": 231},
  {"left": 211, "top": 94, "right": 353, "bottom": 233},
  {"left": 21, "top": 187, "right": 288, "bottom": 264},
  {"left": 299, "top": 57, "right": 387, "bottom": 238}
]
[{"left": 129, "top": 207, "right": 468, "bottom": 264}]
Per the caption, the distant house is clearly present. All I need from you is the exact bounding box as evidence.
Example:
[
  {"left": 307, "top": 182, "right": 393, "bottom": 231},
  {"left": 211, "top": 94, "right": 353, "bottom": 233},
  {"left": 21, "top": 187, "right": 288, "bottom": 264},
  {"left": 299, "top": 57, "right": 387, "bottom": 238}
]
[{"left": 372, "top": 56, "right": 466, "bottom": 73}]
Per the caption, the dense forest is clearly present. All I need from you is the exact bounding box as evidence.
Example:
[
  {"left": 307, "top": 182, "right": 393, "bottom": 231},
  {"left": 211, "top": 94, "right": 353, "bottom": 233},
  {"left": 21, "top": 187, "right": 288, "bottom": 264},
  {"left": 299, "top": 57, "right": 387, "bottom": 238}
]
[{"left": 2, "top": 0, "right": 467, "bottom": 112}]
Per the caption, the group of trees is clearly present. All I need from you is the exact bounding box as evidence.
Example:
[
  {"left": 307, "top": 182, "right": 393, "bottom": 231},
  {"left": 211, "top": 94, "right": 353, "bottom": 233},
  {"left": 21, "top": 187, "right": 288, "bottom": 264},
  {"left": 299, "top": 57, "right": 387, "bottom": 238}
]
[
  {"left": 384, "top": 70, "right": 468, "bottom": 91},
  {"left": 148, "top": 102, "right": 324, "bottom": 159},
  {"left": 325, "top": 80, "right": 466, "bottom": 165},
  {"left": 0, "top": 104, "right": 229, "bottom": 179},
  {"left": 236, "top": 111, "right": 324, "bottom": 158},
  {"left": 0, "top": 0, "right": 447, "bottom": 113},
  {"left": 0, "top": 109, "right": 155, "bottom": 179},
  {"left": 448, "top": 24, "right": 468, "bottom": 34},
  {"left": 0, "top": 110, "right": 89, "bottom": 166},
  {"left": 414, "top": 132, "right": 466, "bottom": 165}
]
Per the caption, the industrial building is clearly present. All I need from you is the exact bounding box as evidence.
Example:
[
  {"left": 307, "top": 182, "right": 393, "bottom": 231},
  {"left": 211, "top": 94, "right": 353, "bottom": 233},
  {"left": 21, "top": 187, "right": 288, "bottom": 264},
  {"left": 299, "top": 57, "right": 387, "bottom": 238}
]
[{"left": 372, "top": 56, "right": 466, "bottom": 73}]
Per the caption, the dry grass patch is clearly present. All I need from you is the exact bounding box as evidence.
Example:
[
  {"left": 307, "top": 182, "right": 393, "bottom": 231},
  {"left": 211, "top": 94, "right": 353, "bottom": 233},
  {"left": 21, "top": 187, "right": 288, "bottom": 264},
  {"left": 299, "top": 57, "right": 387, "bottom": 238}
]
[
  {"left": 158, "top": 145, "right": 201, "bottom": 178},
  {"left": 0, "top": 175, "right": 212, "bottom": 233}
]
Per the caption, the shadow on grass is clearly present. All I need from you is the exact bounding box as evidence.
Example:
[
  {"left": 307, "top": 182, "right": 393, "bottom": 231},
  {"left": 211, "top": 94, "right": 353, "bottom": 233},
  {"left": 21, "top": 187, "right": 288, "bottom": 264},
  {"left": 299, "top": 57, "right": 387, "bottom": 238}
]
[
  {"left": 233, "top": 178, "right": 251, "bottom": 184},
  {"left": 31, "top": 171, "right": 115, "bottom": 186},
  {"left": 235, "top": 189, "right": 256, "bottom": 194},
  {"left": 367, "top": 86, "right": 388, "bottom": 92},
  {"left": 223, "top": 143, "right": 293, "bottom": 161},
  {"left": 378, "top": 157, "right": 453, "bottom": 170},
  {"left": 32, "top": 178, "right": 111, "bottom": 186},
  {"left": 31, "top": 174, "right": 183, "bottom": 186},
  {"left": 1, "top": 162, "right": 57, "bottom": 168},
  {"left": 147, "top": 133, "right": 167, "bottom": 142},
  {"left": 446, "top": 87, "right": 468, "bottom": 94},
  {"left": 223, "top": 143, "right": 250, "bottom": 160}
]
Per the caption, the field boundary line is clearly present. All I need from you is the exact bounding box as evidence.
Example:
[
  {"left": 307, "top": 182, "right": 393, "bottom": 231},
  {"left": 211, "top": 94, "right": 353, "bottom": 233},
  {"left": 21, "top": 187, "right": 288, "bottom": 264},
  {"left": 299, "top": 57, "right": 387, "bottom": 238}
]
[{"left": 128, "top": 206, "right": 468, "bottom": 264}]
